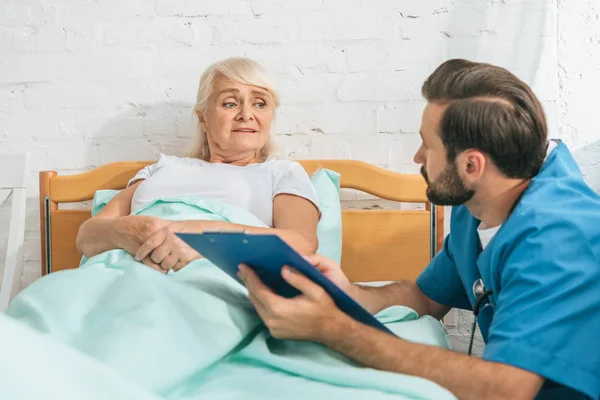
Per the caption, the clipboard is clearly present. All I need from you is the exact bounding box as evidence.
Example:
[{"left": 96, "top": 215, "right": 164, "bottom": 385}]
[{"left": 176, "top": 232, "right": 393, "bottom": 335}]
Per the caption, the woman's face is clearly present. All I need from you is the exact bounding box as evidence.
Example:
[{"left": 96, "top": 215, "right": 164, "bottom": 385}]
[{"left": 198, "top": 74, "right": 274, "bottom": 162}]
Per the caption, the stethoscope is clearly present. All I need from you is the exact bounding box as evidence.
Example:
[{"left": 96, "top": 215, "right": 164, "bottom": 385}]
[{"left": 468, "top": 278, "right": 494, "bottom": 356}]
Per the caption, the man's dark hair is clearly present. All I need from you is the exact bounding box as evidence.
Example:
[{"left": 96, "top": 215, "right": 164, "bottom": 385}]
[{"left": 422, "top": 59, "right": 548, "bottom": 179}]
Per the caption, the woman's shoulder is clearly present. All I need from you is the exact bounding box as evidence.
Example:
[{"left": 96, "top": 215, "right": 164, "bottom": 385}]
[
  {"left": 262, "top": 159, "right": 313, "bottom": 183},
  {"left": 262, "top": 158, "right": 304, "bottom": 172},
  {"left": 155, "top": 153, "right": 208, "bottom": 167}
]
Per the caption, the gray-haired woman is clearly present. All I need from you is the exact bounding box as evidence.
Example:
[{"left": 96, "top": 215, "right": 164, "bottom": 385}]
[{"left": 76, "top": 58, "right": 320, "bottom": 273}]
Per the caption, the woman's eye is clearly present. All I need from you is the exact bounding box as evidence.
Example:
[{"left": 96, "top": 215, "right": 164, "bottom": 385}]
[
  {"left": 223, "top": 102, "right": 237, "bottom": 109},
  {"left": 255, "top": 102, "right": 266, "bottom": 109}
]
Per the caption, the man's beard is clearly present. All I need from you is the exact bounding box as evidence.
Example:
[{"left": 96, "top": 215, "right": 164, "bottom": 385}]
[{"left": 421, "top": 162, "right": 475, "bottom": 206}]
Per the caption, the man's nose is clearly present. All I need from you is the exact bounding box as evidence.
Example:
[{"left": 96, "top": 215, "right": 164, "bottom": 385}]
[{"left": 413, "top": 145, "right": 424, "bottom": 164}]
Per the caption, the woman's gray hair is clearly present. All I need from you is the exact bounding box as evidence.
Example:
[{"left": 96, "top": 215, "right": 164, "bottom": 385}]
[{"left": 188, "top": 57, "right": 280, "bottom": 161}]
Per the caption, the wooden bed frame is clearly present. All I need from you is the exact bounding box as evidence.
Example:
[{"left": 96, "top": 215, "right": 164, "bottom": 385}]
[{"left": 39, "top": 160, "right": 443, "bottom": 283}]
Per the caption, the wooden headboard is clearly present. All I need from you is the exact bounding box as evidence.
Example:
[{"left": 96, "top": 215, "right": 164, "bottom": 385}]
[{"left": 39, "top": 160, "right": 443, "bottom": 283}]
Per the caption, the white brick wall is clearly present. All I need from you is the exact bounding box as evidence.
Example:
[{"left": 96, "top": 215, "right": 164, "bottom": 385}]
[
  {"left": 557, "top": 0, "right": 600, "bottom": 188},
  {"left": 1, "top": 0, "right": 598, "bottom": 355}
]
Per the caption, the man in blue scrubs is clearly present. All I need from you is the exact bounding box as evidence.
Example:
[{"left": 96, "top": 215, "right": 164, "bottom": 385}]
[{"left": 239, "top": 59, "right": 600, "bottom": 399}]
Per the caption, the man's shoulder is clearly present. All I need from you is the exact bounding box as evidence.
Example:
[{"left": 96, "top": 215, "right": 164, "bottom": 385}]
[
  {"left": 515, "top": 180, "right": 600, "bottom": 241},
  {"left": 495, "top": 196, "right": 600, "bottom": 278}
]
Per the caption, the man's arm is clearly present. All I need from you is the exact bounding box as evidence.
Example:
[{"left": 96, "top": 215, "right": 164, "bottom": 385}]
[
  {"left": 314, "top": 229, "right": 469, "bottom": 319},
  {"left": 239, "top": 264, "right": 544, "bottom": 400},
  {"left": 323, "top": 313, "right": 544, "bottom": 400},
  {"left": 306, "top": 254, "right": 450, "bottom": 319},
  {"left": 350, "top": 282, "right": 450, "bottom": 319}
]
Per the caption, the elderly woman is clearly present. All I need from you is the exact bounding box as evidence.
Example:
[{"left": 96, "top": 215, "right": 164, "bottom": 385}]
[{"left": 76, "top": 57, "right": 320, "bottom": 273}]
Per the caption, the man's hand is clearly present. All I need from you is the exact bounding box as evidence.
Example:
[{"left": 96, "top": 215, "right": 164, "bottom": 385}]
[
  {"left": 238, "top": 264, "right": 348, "bottom": 341},
  {"left": 134, "top": 222, "right": 202, "bottom": 273},
  {"left": 304, "top": 254, "right": 352, "bottom": 293},
  {"left": 304, "top": 254, "right": 385, "bottom": 314}
]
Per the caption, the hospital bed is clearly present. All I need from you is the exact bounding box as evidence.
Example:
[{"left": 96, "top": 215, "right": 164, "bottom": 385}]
[
  {"left": 0, "top": 159, "right": 456, "bottom": 400},
  {"left": 38, "top": 159, "right": 443, "bottom": 281}
]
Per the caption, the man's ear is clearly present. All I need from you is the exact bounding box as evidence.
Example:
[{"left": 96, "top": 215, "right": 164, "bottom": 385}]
[{"left": 459, "top": 150, "right": 486, "bottom": 183}]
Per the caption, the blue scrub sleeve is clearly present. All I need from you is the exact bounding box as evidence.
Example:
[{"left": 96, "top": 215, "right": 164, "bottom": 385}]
[
  {"left": 483, "top": 222, "right": 600, "bottom": 399},
  {"left": 416, "top": 232, "right": 472, "bottom": 310}
]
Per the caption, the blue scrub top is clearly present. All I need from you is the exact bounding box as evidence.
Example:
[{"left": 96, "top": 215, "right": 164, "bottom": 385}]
[{"left": 417, "top": 141, "right": 600, "bottom": 400}]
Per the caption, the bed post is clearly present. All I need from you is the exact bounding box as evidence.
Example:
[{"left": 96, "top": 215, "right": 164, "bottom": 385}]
[
  {"left": 426, "top": 203, "right": 444, "bottom": 259},
  {"left": 39, "top": 171, "right": 57, "bottom": 276},
  {"left": 429, "top": 205, "right": 437, "bottom": 260},
  {"left": 436, "top": 205, "right": 444, "bottom": 253}
]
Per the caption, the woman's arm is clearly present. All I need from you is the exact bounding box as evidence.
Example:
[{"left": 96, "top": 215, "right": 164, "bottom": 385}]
[
  {"left": 271, "top": 193, "right": 319, "bottom": 254},
  {"left": 76, "top": 181, "right": 169, "bottom": 258},
  {"left": 182, "top": 193, "right": 318, "bottom": 254},
  {"left": 134, "top": 193, "right": 320, "bottom": 271}
]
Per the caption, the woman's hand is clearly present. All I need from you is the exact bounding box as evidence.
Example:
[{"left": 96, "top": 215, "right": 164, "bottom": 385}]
[
  {"left": 113, "top": 215, "right": 170, "bottom": 256},
  {"left": 134, "top": 221, "right": 202, "bottom": 273}
]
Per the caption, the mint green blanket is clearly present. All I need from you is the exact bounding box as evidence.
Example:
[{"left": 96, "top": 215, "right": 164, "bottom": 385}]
[{"left": 1, "top": 198, "right": 456, "bottom": 400}]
